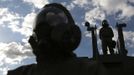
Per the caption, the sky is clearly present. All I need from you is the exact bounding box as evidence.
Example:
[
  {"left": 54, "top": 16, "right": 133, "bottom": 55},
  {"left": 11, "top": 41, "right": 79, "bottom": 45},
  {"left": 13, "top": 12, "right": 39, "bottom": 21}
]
[{"left": 0, "top": 0, "right": 134, "bottom": 75}]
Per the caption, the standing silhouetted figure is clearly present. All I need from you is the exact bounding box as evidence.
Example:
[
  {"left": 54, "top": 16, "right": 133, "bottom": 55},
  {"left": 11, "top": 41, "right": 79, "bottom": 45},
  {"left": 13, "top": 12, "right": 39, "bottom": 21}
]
[
  {"left": 99, "top": 20, "right": 114, "bottom": 55},
  {"left": 7, "top": 3, "right": 99, "bottom": 75}
]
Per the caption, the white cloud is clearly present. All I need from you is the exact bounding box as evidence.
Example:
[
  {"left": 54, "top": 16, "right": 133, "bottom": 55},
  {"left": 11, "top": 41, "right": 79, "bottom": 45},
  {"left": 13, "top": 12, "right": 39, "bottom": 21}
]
[
  {"left": 65, "top": 0, "right": 93, "bottom": 10},
  {"left": 23, "top": 0, "right": 49, "bottom": 8},
  {"left": 0, "top": 8, "right": 32, "bottom": 37},
  {"left": 66, "top": 3, "right": 75, "bottom": 10},
  {"left": 0, "top": 8, "right": 7, "bottom": 16},
  {"left": 19, "top": 12, "right": 36, "bottom": 37},
  {"left": 85, "top": 7, "right": 106, "bottom": 25},
  {"left": 4, "top": 42, "right": 33, "bottom": 58},
  {"left": 0, "top": 6, "right": 36, "bottom": 75},
  {"left": 0, "top": 8, "right": 37, "bottom": 37},
  {"left": 0, "top": 7, "right": 37, "bottom": 75},
  {"left": 63, "top": 0, "right": 134, "bottom": 25},
  {"left": 83, "top": 0, "right": 134, "bottom": 25},
  {"left": 0, "top": 42, "right": 35, "bottom": 75},
  {"left": 72, "top": 0, "right": 89, "bottom": 7},
  {"left": 0, "top": 42, "right": 34, "bottom": 60},
  {"left": 22, "top": 12, "right": 36, "bottom": 28},
  {"left": 117, "top": 4, "right": 134, "bottom": 21},
  {"left": 92, "top": 0, "right": 123, "bottom": 13},
  {"left": 123, "top": 31, "right": 134, "bottom": 48},
  {"left": 91, "top": 0, "right": 134, "bottom": 21},
  {"left": 0, "top": 8, "right": 22, "bottom": 27}
]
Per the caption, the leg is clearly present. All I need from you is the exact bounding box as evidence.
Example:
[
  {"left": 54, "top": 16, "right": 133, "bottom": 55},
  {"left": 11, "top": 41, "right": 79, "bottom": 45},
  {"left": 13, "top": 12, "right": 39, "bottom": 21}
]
[
  {"left": 108, "top": 41, "right": 115, "bottom": 55},
  {"left": 102, "top": 41, "right": 107, "bottom": 55},
  {"left": 109, "top": 47, "right": 114, "bottom": 55}
]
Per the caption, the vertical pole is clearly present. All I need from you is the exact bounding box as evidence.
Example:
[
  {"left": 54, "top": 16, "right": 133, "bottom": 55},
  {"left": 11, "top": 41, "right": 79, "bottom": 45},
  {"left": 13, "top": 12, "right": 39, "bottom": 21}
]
[
  {"left": 116, "top": 23, "right": 127, "bottom": 56},
  {"left": 85, "top": 22, "right": 99, "bottom": 59},
  {"left": 92, "top": 28, "right": 99, "bottom": 59}
]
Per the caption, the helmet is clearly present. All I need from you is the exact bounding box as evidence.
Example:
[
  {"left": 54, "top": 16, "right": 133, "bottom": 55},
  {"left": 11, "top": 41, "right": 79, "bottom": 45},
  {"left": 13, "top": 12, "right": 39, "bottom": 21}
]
[
  {"left": 29, "top": 3, "right": 81, "bottom": 55},
  {"left": 102, "top": 19, "right": 109, "bottom": 27}
]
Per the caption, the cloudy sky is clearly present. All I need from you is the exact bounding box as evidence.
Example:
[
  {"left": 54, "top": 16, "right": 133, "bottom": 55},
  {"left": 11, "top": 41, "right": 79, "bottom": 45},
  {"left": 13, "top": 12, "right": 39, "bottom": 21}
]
[{"left": 0, "top": 0, "right": 134, "bottom": 75}]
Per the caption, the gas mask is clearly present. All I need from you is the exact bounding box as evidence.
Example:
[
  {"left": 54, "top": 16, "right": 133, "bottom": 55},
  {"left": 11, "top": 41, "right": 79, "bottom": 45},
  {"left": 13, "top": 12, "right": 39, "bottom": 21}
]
[{"left": 29, "top": 3, "right": 81, "bottom": 55}]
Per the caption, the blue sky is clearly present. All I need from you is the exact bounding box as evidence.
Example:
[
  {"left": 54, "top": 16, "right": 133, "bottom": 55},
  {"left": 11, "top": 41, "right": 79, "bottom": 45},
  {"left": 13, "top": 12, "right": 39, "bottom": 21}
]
[{"left": 0, "top": 0, "right": 134, "bottom": 75}]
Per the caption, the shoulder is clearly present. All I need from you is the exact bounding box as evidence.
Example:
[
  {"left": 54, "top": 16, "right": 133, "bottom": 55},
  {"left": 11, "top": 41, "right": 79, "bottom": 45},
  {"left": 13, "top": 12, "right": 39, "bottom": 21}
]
[
  {"left": 7, "top": 64, "right": 36, "bottom": 75},
  {"left": 107, "top": 26, "right": 112, "bottom": 29},
  {"left": 100, "top": 27, "right": 105, "bottom": 31}
]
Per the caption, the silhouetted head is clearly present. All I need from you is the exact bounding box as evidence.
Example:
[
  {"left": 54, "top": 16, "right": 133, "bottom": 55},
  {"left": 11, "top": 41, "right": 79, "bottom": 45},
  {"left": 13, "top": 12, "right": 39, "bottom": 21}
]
[
  {"left": 29, "top": 3, "right": 81, "bottom": 58},
  {"left": 102, "top": 19, "right": 109, "bottom": 27}
]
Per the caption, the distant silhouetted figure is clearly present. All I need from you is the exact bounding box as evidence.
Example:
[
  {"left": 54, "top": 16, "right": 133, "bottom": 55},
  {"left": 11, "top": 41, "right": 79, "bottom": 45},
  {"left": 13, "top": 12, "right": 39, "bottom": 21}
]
[
  {"left": 99, "top": 20, "right": 115, "bottom": 55},
  {"left": 7, "top": 3, "right": 98, "bottom": 75}
]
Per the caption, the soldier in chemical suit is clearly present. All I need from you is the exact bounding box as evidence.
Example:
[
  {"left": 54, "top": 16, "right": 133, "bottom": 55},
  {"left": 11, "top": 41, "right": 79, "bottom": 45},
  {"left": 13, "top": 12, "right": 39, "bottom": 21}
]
[
  {"left": 7, "top": 3, "right": 100, "bottom": 75},
  {"left": 99, "top": 20, "right": 115, "bottom": 55}
]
